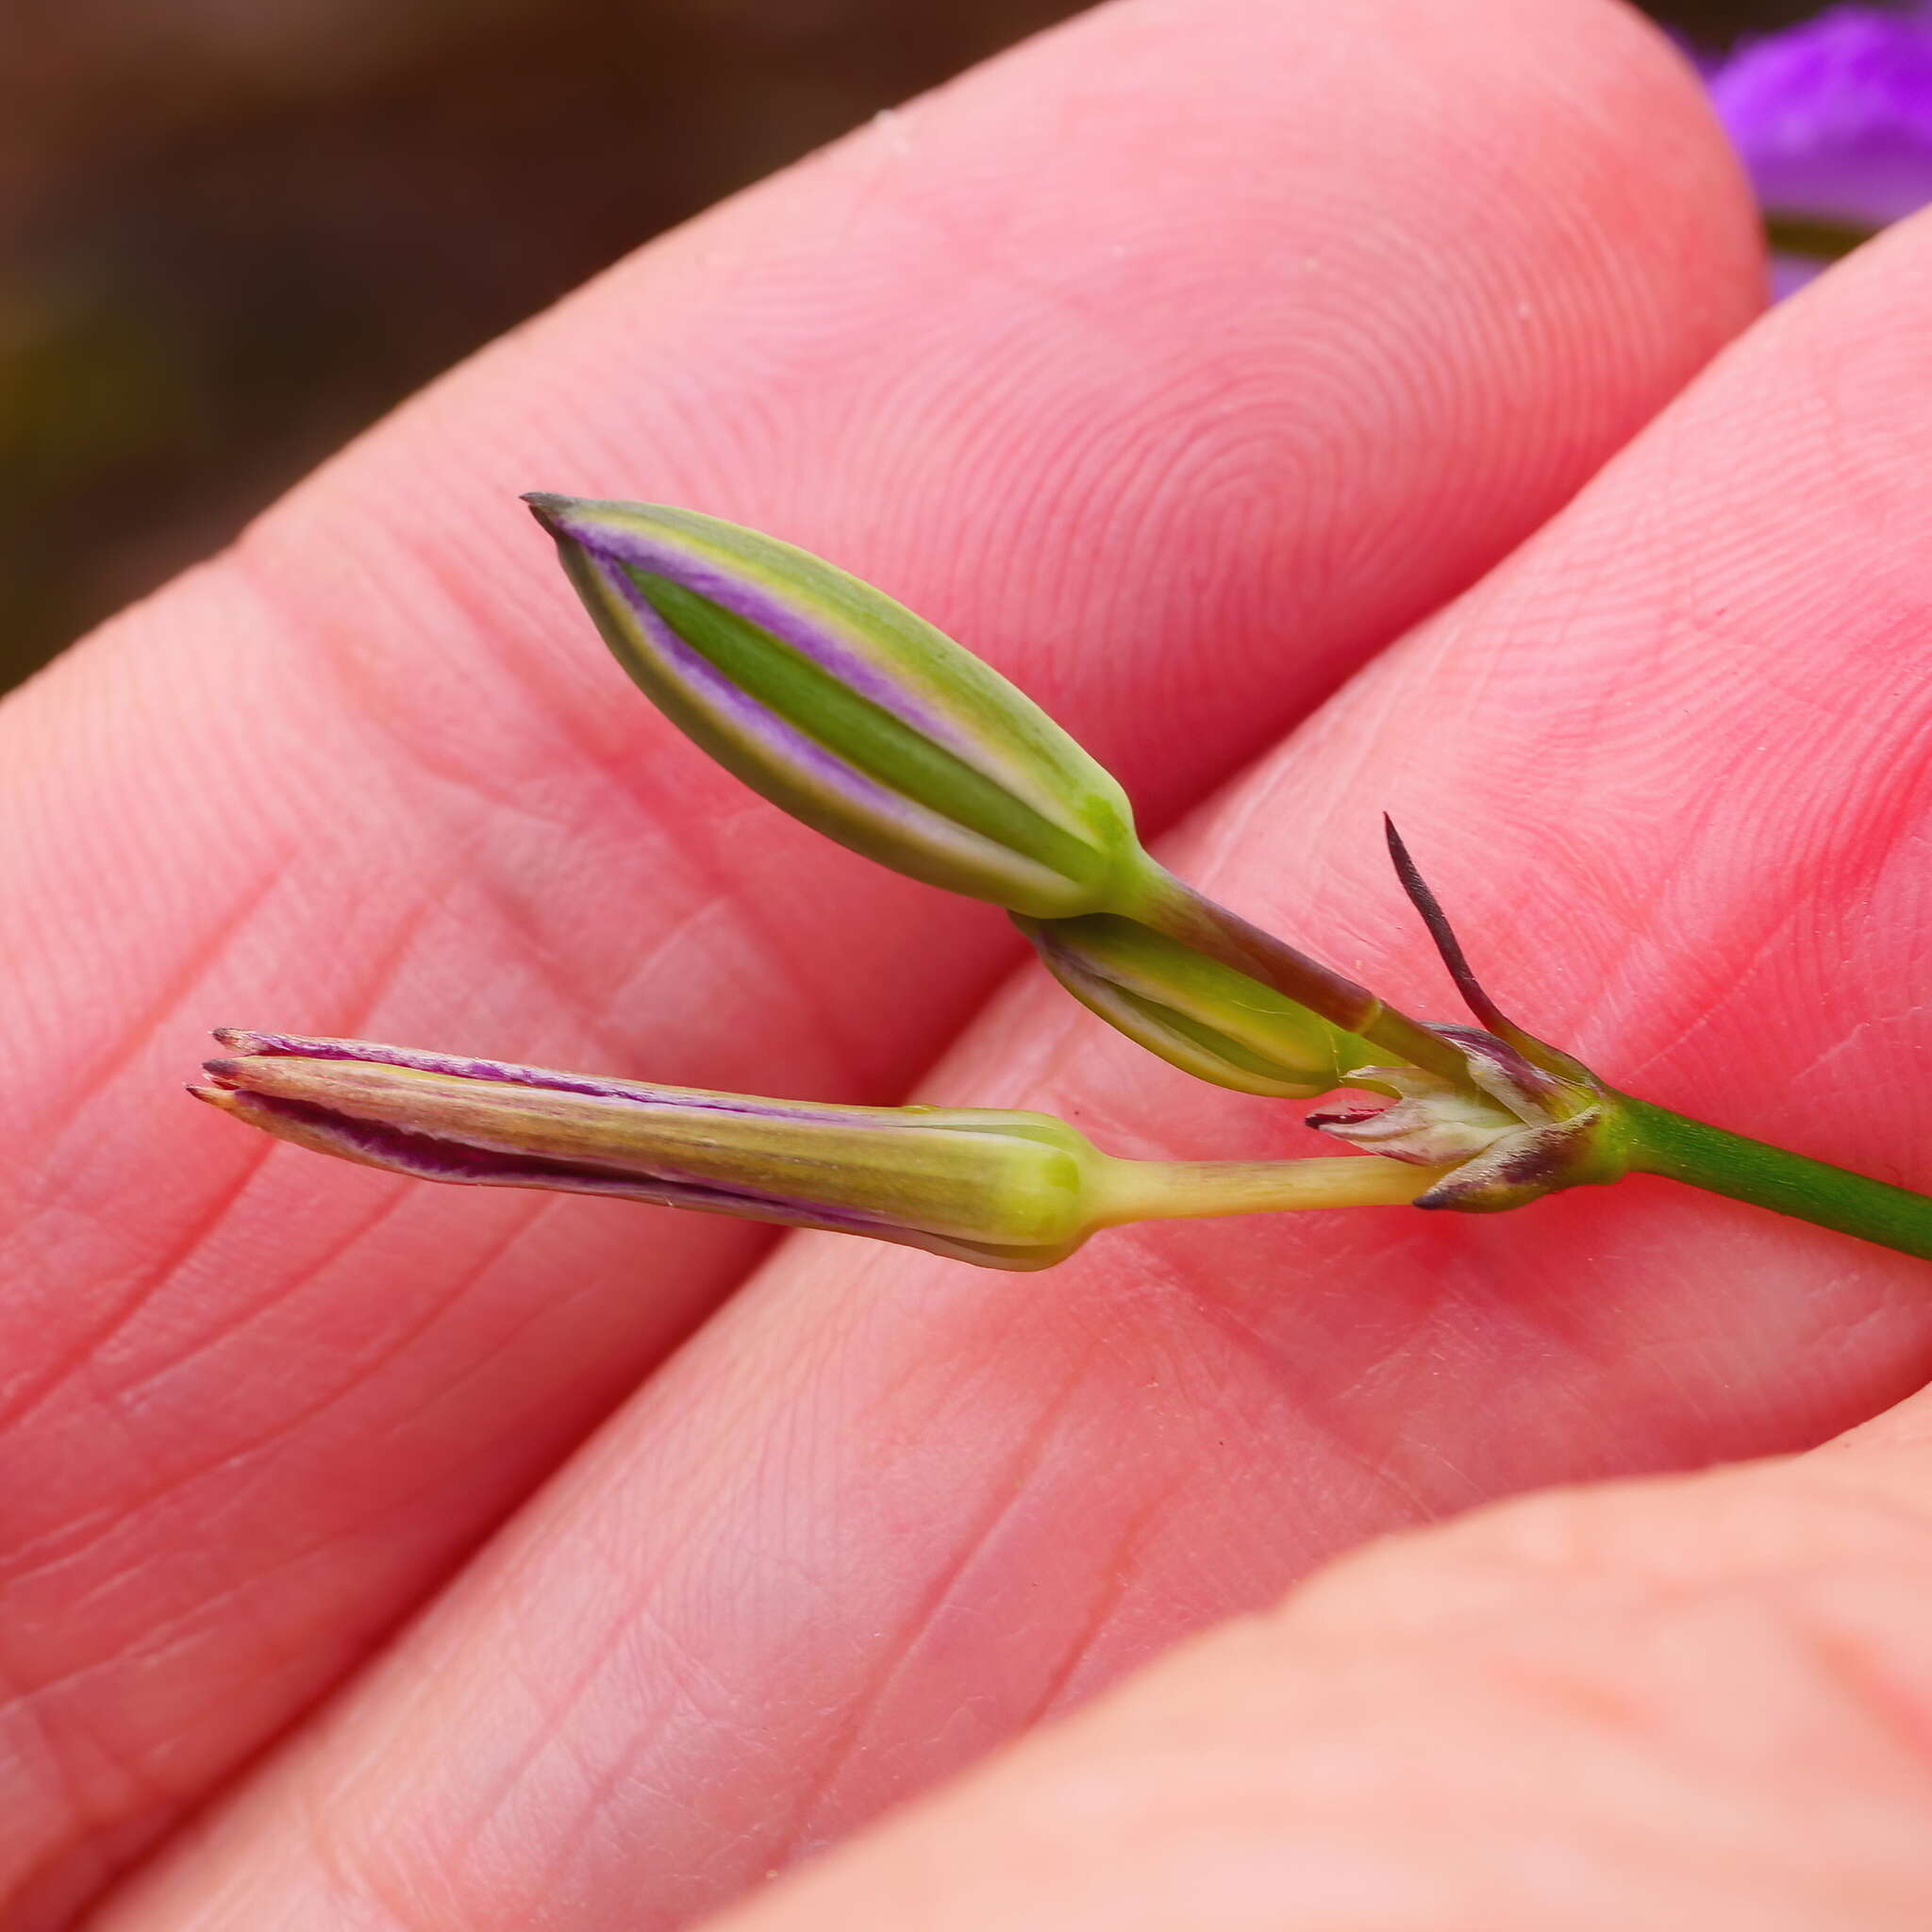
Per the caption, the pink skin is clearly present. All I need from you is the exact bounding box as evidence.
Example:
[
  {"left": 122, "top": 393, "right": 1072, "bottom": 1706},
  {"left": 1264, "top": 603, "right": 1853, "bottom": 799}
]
[
  {"left": 703, "top": 1390, "right": 1932, "bottom": 1932},
  {"left": 21, "top": 0, "right": 1929, "bottom": 1924}
]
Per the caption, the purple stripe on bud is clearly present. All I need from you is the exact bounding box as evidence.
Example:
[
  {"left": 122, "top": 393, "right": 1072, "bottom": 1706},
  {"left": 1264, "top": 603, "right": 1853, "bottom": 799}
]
[
  {"left": 526, "top": 494, "right": 1146, "bottom": 917},
  {"left": 196, "top": 1033, "right": 1108, "bottom": 1266},
  {"left": 209, "top": 1087, "right": 906, "bottom": 1232},
  {"left": 526, "top": 494, "right": 959, "bottom": 746},
  {"left": 600, "top": 555, "right": 969, "bottom": 845},
  {"left": 208, "top": 1030, "right": 854, "bottom": 1124}
]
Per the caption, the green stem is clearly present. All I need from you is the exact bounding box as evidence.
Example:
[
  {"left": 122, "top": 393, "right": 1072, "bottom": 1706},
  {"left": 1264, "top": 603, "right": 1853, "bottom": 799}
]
[
  {"left": 1127, "top": 864, "right": 1474, "bottom": 1087},
  {"left": 1619, "top": 1097, "right": 1932, "bottom": 1261},
  {"left": 1097, "top": 1154, "right": 1445, "bottom": 1225}
]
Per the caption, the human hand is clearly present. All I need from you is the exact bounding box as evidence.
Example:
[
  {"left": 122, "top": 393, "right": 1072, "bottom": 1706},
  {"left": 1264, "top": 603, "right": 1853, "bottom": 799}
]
[{"left": 7, "top": 0, "right": 1929, "bottom": 1925}]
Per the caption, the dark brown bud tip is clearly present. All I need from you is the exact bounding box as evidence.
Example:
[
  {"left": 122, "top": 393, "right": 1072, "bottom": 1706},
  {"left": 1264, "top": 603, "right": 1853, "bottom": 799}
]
[
  {"left": 211, "top": 1027, "right": 281, "bottom": 1054},
  {"left": 521, "top": 491, "right": 572, "bottom": 532}
]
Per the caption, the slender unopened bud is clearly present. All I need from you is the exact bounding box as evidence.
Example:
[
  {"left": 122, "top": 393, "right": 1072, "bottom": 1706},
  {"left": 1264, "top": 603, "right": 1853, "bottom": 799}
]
[
  {"left": 526, "top": 494, "right": 1148, "bottom": 919},
  {"left": 196, "top": 1030, "right": 1104, "bottom": 1269},
  {"left": 192, "top": 1031, "right": 1443, "bottom": 1270},
  {"left": 1016, "top": 913, "right": 1383, "bottom": 1098}
]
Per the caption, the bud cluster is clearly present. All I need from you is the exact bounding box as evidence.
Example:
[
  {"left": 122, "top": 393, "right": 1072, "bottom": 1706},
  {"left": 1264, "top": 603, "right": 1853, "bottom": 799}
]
[{"left": 194, "top": 495, "right": 1631, "bottom": 1269}]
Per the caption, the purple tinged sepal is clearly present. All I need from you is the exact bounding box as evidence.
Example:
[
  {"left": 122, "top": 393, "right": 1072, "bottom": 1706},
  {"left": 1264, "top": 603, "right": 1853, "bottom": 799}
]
[
  {"left": 1307, "top": 1037, "right": 1625, "bottom": 1213},
  {"left": 1307, "top": 1065, "right": 1526, "bottom": 1168},
  {"left": 1296, "top": 825, "right": 1634, "bottom": 1213},
  {"left": 192, "top": 1030, "right": 1448, "bottom": 1269},
  {"left": 526, "top": 495, "right": 1148, "bottom": 920}
]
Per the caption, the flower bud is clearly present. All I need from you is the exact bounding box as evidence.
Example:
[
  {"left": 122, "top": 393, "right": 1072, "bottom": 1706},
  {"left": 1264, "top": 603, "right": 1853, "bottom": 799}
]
[
  {"left": 526, "top": 494, "right": 1147, "bottom": 919},
  {"left": 192, "top": 1031, "right": 1442, "bottom": 1268},
  {"left": 1015, "top": 912, "right": 1380, "bottom": 1098},
  {"left": 195, "top": 1030, "right": 1105, "bottom": 1269}
]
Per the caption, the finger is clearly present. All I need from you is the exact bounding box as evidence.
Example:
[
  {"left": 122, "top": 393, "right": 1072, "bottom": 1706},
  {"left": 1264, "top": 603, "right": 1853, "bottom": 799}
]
[
  {"left": 73, "top": 17, "right": 1864, "bottom": 1932},
  {"left": 0, "top": 0, "right": 1757, "bottom": 1920},
  {"left": 701, "top": 1389, "right": 1932, "bottom": 1931}
]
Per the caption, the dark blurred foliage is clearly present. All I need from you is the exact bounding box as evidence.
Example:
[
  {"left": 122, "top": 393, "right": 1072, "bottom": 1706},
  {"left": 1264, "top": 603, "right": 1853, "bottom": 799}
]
[
  {"left": 0, "top": 0, "right": 1879, "bottom": 688},
  {"left": 1670, "top": 0, "right": 1860, "bottom": 32}
]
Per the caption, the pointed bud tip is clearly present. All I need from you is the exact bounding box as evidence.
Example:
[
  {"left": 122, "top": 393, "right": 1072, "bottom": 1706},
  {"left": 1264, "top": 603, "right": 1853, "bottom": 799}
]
[
  {"left": 523, "top": 491, "right": 657, "bottom": 539},
  {"left": 522, "top": 491, "right": 676, "bottom": 557},
  {"left": 521, "top": 490, "right": 571, "bottom": 521},
  {"left": 202, "top": 1058, "right": 247, "bottom": 1088},
  {"left": 521, "top": 491, "right": 688, "bottom": 552}
]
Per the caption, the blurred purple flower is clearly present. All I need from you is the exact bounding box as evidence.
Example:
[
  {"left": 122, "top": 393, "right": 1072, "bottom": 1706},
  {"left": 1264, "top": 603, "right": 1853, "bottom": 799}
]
[{"left": 1705, "top": 4, "right": 1932, "bottom": 290}]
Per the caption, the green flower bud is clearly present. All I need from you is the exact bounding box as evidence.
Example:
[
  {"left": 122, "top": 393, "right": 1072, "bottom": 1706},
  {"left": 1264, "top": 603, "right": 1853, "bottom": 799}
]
[
  {"left": 1016, "top": 913, "right": 1383, "bottom": 1098},
  {"left": 192, "top": 1031, "right": 1442, "bottom": 1270},
  {"left": 526, "top": 494, "right": 1148, "bottom": 919}
]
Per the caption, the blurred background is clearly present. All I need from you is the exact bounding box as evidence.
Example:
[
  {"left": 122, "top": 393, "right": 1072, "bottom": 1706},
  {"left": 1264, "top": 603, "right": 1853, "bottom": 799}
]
[{"left": 0, "top": 0, "right": 1854, "bottom": 690}]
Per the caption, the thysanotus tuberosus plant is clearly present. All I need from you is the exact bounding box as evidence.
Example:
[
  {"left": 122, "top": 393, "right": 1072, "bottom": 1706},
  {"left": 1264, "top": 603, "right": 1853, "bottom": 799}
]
[{"left": 196, "top": 496, "right": 1932, "bottom": 1268}]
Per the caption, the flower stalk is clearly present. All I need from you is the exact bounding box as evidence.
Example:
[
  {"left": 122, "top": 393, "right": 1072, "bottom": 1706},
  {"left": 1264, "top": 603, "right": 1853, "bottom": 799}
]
[{"left": 1615, "top": 1098, "right": 1932, "bottom": 1262}]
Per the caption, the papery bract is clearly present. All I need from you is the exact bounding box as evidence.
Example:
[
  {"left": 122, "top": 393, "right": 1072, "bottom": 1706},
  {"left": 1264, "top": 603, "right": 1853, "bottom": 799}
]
[{"left": 1307, "top": 1037, "right": 1625, "bottom": 1214}]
